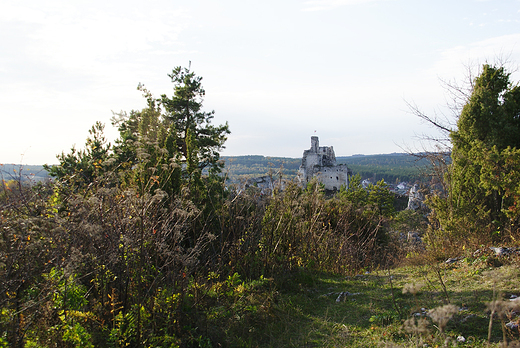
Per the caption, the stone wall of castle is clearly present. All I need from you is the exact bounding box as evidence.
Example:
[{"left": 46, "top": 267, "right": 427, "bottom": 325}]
[{"left": 314, "top": 166, "right": 350, "bottom": 192}]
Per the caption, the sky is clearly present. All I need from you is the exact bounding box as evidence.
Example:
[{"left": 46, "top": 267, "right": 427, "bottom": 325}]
[{"left": 1, "top": 0, "right": 520, "bottom": 164}]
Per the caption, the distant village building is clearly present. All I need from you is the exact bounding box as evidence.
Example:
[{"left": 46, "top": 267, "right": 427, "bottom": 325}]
[
  {"left": 396, "top": 182, "right": 408, "bottom": 191},
  {"left": 245, "top": 175, "right": 285, "bottom": 194},
  {"left": 297, "top": 136, "right": 351, "bottom": 191},
  {"left": 362, "top": 179, "right": 372, "bottom": 189}
]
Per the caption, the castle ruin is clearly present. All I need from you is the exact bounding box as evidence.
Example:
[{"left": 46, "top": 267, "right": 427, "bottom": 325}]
[{"left": 297, "top": 136, "right": 351, "bottom": 191}]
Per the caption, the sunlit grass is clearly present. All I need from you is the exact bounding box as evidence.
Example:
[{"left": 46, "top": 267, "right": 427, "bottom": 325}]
[{"left": 201, "top": 255, "right": 520, "bottom": 347}]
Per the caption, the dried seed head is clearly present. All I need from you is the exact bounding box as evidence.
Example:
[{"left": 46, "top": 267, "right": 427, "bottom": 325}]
[
  {"left": 403, "top": 317, "right": 430, "bottom": 335},
  {"left": 402, "top": 282, "right": 424, "bottom": 295},
  {"left": 428, "top": 304, "right": 458, "bottom": 333}
]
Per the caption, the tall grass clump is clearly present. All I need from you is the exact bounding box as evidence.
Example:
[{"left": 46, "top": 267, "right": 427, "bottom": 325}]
[{"left": 257, "top": 179, "right": 392, "bottom": 276}]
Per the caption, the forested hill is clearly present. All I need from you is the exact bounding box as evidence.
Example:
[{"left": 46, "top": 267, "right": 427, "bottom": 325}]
[
  {"left": 222, "top": 155, "right": 301, "bottom": 179},
  {"left": 1, "top": 153, "right": 429, "bottom": 184},
  {"left": 336, "top": 153, "right": 430, "bottom": 183},
  {"left": 223, "top": 153, "right": 429, "bottom": 183},
  {"left": 0, "top": 164, "right": 50, "bottom": 182}
]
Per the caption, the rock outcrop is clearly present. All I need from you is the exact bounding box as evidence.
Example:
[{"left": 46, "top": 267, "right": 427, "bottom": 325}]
[{"left": 407, "top": 184, "right": 427, "bottom": 210}]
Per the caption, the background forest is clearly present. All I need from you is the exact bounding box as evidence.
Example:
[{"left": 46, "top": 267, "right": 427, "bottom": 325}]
[
  {"left": 221, "top": 153, "right": 428, "bottom": 184},
  {"left": 2, "top": 63, "right": 520, "bottom": 347},
  {"left": 0, "top": 152, "right": 427, "bottom": 185}
]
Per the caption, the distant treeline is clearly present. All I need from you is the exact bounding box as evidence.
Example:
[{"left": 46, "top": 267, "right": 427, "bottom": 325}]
[
  {"left": 223, "top": 153, "right": 430, "bottom": 183},
  {"left": 222, "top": 155, "right": 301, "bottom": 179},
  {"left": 337, "top": 154, "right": 431, "bottom": 184},
  {"left": 0, "top": 164, "right": 50, "bottom": 182},
  {"left": 1, "top": 153, "right": 430, "bottom": 184}
]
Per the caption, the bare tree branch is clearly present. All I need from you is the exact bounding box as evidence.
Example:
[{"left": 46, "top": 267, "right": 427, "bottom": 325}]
[{"left": 404, "top": 100, "right": 454, "bottom": 135}]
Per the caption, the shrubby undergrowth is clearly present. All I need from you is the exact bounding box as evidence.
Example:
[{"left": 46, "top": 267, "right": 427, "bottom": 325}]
[{"left": 0, "top": 166, "right": 395, "bottom": 347}]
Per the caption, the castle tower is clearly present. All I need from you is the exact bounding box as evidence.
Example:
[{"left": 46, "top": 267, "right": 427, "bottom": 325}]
[{"left": 311, "top": 136, "right": 319, "bottom": 153}]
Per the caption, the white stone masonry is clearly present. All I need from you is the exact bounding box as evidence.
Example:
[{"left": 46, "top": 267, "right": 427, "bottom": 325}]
[{"left": 297, "top": 136, "right": 351, "bottom": 191}]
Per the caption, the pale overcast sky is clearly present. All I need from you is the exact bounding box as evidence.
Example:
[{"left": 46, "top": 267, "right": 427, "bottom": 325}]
[{"left": 1, "top": 0, "right": 520, "bottom": 164}]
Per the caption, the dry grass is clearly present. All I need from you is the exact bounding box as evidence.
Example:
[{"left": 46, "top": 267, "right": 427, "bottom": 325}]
[{"left": 202, "top": 251, "right": 520, "bottom": 347}]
